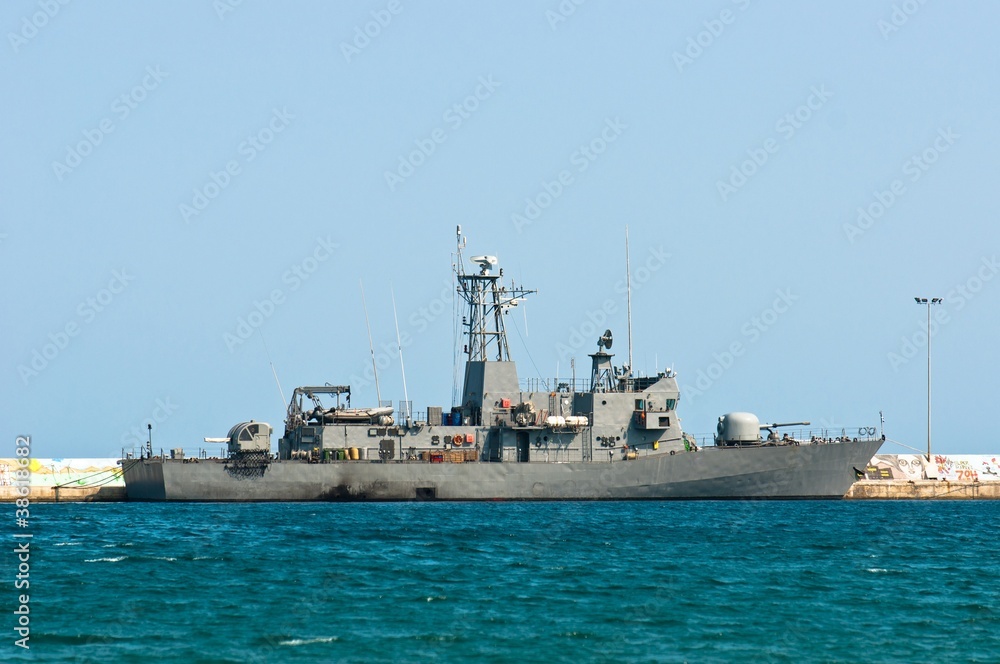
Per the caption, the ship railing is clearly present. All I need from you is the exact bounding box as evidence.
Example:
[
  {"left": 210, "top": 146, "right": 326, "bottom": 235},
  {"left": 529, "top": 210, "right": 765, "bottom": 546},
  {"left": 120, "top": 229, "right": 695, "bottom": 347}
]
[
  {"left": 518, "top": 375, "right": 667, "bottom": 393},
  {"left": 687, "top": 425, "right": 883, "bottom": 449},
  {"left": 519, "top": 378, "right": 591, "bottom": 393},
  {"left": 120, "top": 446, "right": 231, "bottom": 461}
]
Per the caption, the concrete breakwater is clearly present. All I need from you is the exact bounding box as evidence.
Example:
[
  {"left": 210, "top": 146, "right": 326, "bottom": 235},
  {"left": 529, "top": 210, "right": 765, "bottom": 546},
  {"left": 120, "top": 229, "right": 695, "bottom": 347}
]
[
  {"left": 0, "top": 485, "right": 125, "bottom": 502},
  {"left": 850, "top": 453, "right": 1000, "bottom": 499},
  {"left": 1, "top": 457, "right": 124, "bottom": 502},
  {"left": 845, "top": 480, "right": 1000, "bottom": 500}
]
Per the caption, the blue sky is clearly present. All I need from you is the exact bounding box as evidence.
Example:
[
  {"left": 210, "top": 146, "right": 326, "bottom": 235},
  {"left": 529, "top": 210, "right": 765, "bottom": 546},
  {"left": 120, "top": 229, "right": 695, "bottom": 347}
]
[{"left": 3, "top": 1, "right": 998, "bottom": 458}]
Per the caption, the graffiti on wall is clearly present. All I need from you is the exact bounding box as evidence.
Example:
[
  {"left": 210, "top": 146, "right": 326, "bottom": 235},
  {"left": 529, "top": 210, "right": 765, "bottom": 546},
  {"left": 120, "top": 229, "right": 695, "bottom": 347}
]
[
  {"left": 0, "top": 458, "right": 123, "bottom": 488},
  {"left": 866, "top": 454, "right": 1000, "bottom": 481}
]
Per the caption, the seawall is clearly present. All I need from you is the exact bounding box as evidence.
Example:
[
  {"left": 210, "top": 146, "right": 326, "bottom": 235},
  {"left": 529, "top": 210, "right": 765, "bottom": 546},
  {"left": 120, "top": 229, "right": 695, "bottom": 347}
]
[
  {"left": 1, "top": 457, "right": 124, "bottom": 502},
  {"left": 845, "top": 480, "right": 1000, "bottom": 500},
  {"left": 0, "top": 485, "right": 126, "bottom": 502}
]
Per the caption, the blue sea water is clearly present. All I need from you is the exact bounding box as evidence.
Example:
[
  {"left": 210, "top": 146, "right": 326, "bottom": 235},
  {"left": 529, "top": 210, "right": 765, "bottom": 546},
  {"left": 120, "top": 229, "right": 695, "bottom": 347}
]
[{"left": 9, "top": 501, "right": 1000, "bottom": 663}]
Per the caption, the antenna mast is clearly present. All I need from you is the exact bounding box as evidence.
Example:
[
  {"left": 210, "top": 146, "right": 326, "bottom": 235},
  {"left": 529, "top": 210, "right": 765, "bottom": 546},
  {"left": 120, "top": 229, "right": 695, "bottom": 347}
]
[
  {"left": 456, "top": 250, "right": 535, "bottom": 362},
  {"left": 391, "top": 285, "right": 411, "bottom": 424},
  {"left": 625, "top": 226, "right": 633, "bottom": 377},
  {"left": 257, "top": 329, "right": 286, "bottom": 409},
  {"left": 452, "top": 225, "right": 467, "bottom": 406},
  {"left": 360, "top": 280, "right": 382, "bottom": 403}
]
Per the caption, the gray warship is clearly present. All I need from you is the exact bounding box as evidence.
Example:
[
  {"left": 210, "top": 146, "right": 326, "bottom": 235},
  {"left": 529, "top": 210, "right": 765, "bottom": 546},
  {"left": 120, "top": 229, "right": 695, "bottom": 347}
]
[{"left": 121, "top": 229, "right": 884, "bottom": 501}]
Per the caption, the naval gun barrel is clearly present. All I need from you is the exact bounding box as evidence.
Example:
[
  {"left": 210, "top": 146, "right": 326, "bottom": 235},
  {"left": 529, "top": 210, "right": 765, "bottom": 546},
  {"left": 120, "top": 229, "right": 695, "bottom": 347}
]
[{"left": 759, "top": 421, "right": 810, "bottom": 429}]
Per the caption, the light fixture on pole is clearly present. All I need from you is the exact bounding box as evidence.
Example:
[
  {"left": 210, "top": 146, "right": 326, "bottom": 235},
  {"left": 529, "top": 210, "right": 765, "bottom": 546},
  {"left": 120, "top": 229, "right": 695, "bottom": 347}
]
[{"left": 913, "top": 297, "right": 942, "bottom": 461}]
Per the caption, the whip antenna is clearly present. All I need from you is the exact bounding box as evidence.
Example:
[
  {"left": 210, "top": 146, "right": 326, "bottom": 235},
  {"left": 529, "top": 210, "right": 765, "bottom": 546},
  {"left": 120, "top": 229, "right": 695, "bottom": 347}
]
[
  {"left": 257, "top": 329, "right": 286, "bottom": 409},
  {"left": 360, "top": 279, "right": 382, "bottom": 403},
  {"left": 391, "top": 285, "right": 411, "bottom": 424}
]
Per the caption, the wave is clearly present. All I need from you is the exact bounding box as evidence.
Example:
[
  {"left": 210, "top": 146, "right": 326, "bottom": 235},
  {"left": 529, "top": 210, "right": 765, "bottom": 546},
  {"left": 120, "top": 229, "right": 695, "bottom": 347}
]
[
  {"left": 84, "top": 556, "right": 127, "bottom": 563},
  {"left": 279, "top": 636, "right": 339, "bottom": 646}
]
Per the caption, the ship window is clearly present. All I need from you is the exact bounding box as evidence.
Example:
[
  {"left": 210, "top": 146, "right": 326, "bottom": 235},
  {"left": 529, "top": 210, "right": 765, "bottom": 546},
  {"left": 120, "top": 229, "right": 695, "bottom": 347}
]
[
  {"left": 666, "top": 399, "right": 677, "bottom": 411},
  {"left": 659, "top": 416, "right": 670, "bottom": 427}
]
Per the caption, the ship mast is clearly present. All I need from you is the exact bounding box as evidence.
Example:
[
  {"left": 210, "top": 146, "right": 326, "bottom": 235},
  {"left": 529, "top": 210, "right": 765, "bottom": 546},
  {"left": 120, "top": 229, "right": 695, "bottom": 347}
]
[{"left": 454, "top": 232, "right": 535, "bottom": 363}]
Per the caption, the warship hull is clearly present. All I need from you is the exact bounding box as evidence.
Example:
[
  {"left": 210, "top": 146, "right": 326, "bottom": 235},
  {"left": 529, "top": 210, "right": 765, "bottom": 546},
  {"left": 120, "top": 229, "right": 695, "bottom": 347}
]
[{"left": 121, "top": 438, "right": 882, "bottom": 501}]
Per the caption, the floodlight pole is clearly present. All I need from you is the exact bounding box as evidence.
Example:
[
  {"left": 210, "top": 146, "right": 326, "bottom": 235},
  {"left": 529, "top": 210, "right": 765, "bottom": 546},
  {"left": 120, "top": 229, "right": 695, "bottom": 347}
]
[{"left": 914, "top": 297, "right": 942, "bottom": 461}]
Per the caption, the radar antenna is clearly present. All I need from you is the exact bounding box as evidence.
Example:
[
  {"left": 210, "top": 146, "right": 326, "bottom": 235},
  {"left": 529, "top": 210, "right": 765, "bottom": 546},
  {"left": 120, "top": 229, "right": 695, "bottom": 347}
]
[
  {"left": 470, "top": 255, "right": 498, "bottom": 275},
  {"left": 589, "top": 330, "right": 617, "bottom": 392},
  {"left": 598, "top": 329, "right": 613, "bottom": 350}
]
